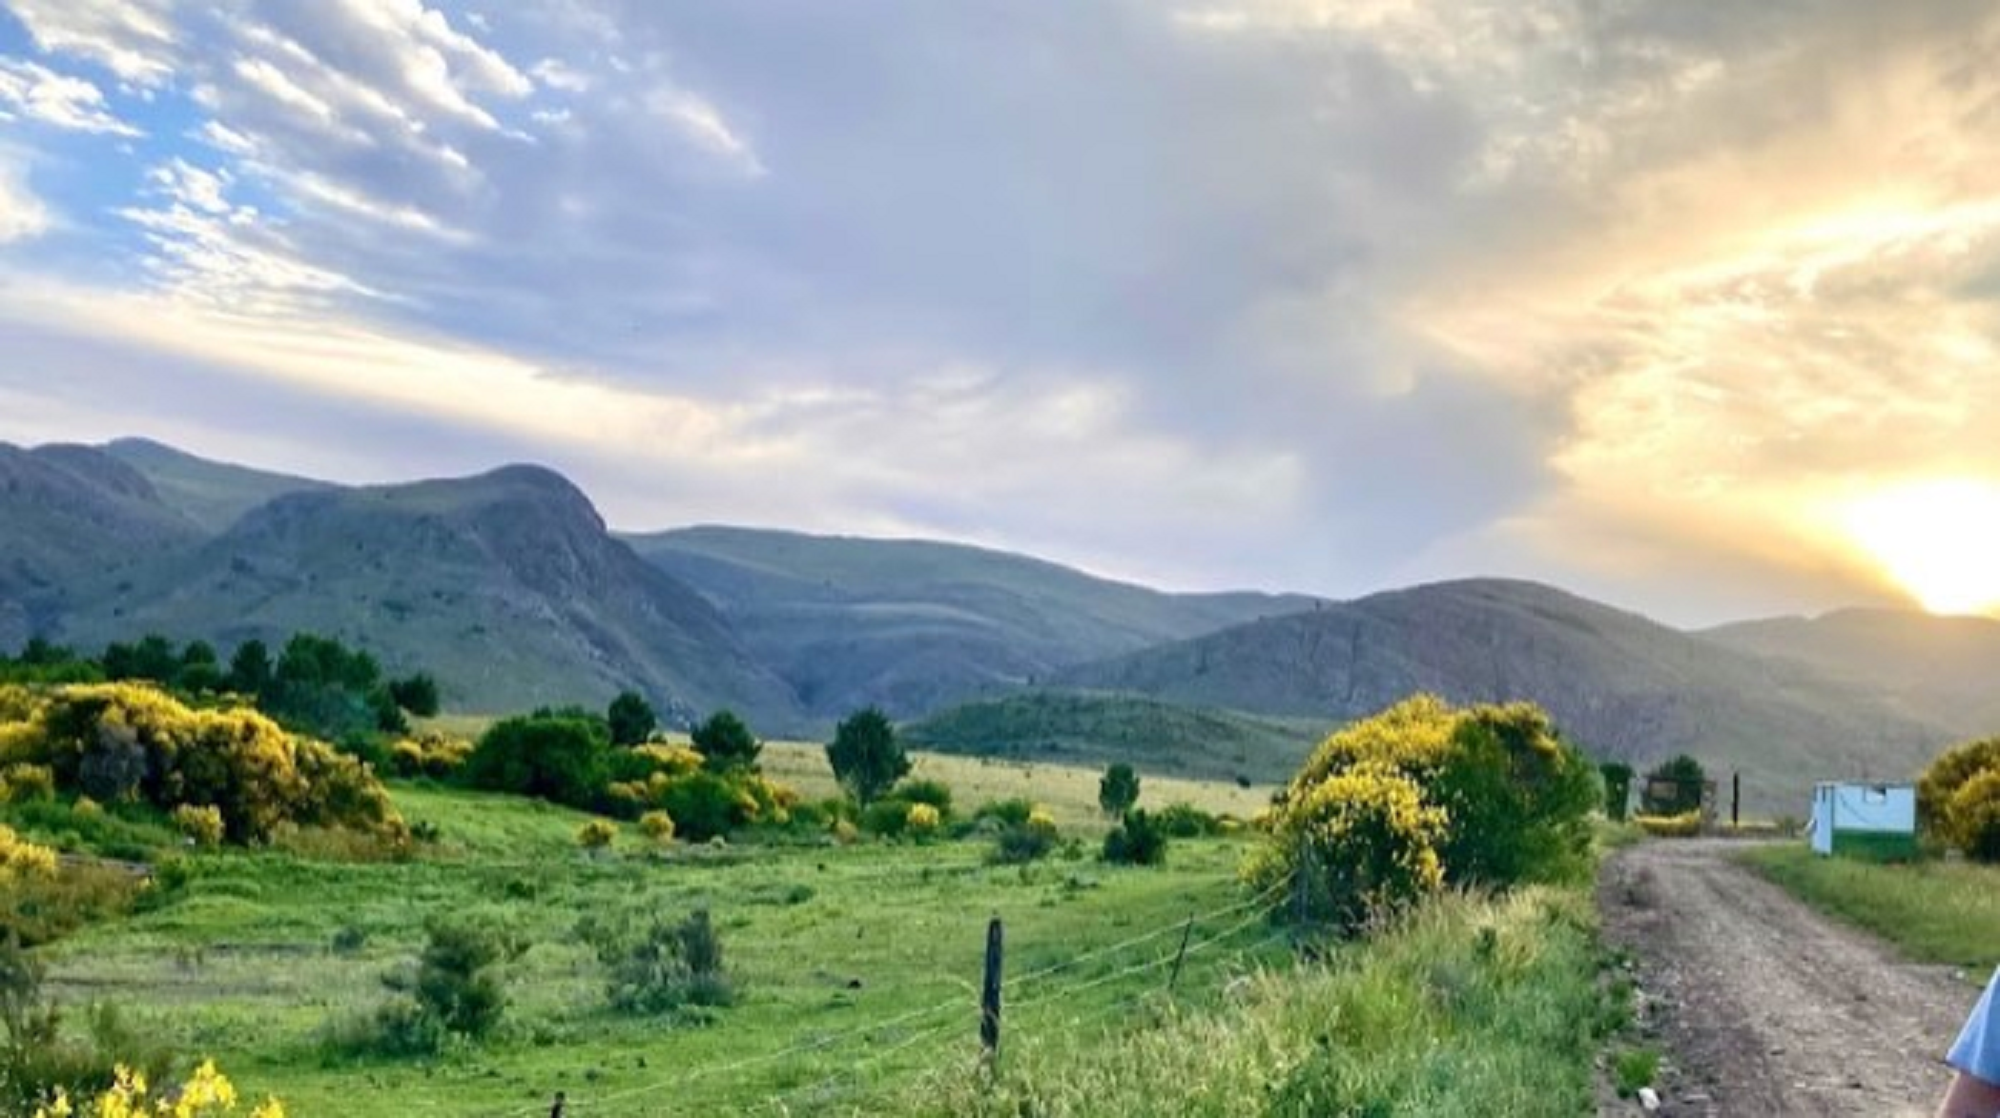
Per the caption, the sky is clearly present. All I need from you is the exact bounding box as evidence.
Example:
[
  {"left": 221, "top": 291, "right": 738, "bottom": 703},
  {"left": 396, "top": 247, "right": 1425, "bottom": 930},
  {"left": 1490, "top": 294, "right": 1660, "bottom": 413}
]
[{"left": 2, "top": 0, "right": 1999, "bottom": 625}]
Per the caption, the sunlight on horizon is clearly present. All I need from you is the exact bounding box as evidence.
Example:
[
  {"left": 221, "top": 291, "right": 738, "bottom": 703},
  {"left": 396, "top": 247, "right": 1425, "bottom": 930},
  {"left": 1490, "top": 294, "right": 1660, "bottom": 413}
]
[{"left": 1841, "top": 478, "right": 2000, "bottom": 616}]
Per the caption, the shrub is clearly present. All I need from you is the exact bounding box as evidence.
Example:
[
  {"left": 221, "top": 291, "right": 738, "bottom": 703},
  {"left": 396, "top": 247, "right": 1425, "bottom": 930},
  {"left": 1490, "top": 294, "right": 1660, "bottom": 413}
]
[
  {"left": 826, "top": 708, "right": 909, "bottom": 806},
  {"left": 1947, "top": 769, "right": 2000, "bottom": 864},
  {"left": 1155, "top": 802, "right": 1220, "bottom": 838},
  {"left": 1098, "top": 763, "right": 1140, "bottom": 817},
  {"left": 1102, "top": 809, "right": 1169, "bottom": 866},
  {"left": 860, "top": 798, "right": 912, "bottom": 838},
  {"left": 0, "top": 764, "right": 54, "bottom": 804},
  {"left": 387, "top": 732, "right": 472, "bottom": 779},
  {"left": 577, "top": 819, "right": 618, "bottom": 851},
  {"left": 601, "top": 909, "right": 735, "bottom": 1015},
  {"left": 906, "top": 802, "right": 942, "bottom": 839},
  {"left": 638, "top": 810, "right": 676, "bottom": 844},
  {"left": 461, "top": 712, "right": 612, "bottom": 811},
  {"left": 1919, "top": 736, "right": 2000, "bottom": 851},
  {"left": 972, "top": 798, "right": 1035, "bottom": 829},
  {"left": 172, "top": 804, "right": 225, "bottom": 848},
  {"left": 656, "top": 771, "right": 753, "bottom": 842},
  {"left": 1249, "top": 759, "right": 1446, "bottom": 932},
  {"left": 412, "top": 920, "right": 506, "bottom": 1041},
  {"left": 690, "top": 710, "right": 760, "bottom": 772},
  {"left": 992, "top": 809, "right": 1059, "bottom": 865},
  {"left": 1, "top": 936, "right": 181, "bottom": 1115},
  {"left": 885, "top": 778, "right": 954, "bottom": 816},
  {"left": 8, "top": 683, "right": 400, "bottom": 844}
]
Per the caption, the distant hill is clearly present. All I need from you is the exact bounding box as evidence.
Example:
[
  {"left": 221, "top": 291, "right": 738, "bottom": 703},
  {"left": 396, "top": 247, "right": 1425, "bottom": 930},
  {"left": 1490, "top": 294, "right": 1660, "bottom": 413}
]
[
  {"left": 1704, "top": 609, "right": 2000, "bottom": 738},
  {"left": 1055, "top": 579, "right": 1952, "bottom": 812},
  {"left": 904, "top": 689, "right": 1323, "bottom": 784},
  {"left": 102, "top": 437, "right": 332, "bottom": 533},
  {"left": 624, "top": 525, "right": 1322, "bottom": 720},
  {"left": 0, "top": 442, "right": 203, "bottom": 647},
  {"left": 57, "top": 465, "right": 801, "bottom": 726}
]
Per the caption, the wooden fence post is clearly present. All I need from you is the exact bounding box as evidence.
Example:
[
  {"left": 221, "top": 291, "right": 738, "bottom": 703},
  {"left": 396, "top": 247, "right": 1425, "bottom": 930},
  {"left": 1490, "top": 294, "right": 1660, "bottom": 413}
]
[
  {"left": 980, "top": 916, "right": 1004, "bottom": 1075},
  {"left": 1167, "top": 913, "right": 1195, "bottom": 993},
  {"left": 1732, "top": 772, "right": 1741, "bottom": 827}
]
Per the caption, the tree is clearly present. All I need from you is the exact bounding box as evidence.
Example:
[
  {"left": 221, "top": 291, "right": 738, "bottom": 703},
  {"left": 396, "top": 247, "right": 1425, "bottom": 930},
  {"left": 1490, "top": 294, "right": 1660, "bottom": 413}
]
[
  {"left": 229, "top": 639, "right": 273, "bottom": 697},
  {"left": 389, "top": 673, "right": 441, "bottom": 718},
  {"left": 1098, "top": 762, "right": 1141, "bottom": 817},
  {"left": 1640, "top": 754, "right": 1707, "bottom": 816},
  {"left": 826, "top": 707, "right": 910, "bottom": 806},
  {"left": 691, "top": 710, "right": 760, "bottom": 771},
  {"left": 1599, "top": 761, "right": 1634, "bottom": 822},
  {"left": 607, "top": 690, "right": 658, "bottom": 747},
  {"left": 462, "top": 712, "right": 614, "bottom": 810}
]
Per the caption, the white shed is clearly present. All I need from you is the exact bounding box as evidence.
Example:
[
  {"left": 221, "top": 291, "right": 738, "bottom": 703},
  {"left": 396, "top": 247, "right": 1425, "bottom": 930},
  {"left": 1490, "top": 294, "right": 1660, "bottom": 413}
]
[{"left": 1808, "top": 782, "right": 1917, "bottom": 860}]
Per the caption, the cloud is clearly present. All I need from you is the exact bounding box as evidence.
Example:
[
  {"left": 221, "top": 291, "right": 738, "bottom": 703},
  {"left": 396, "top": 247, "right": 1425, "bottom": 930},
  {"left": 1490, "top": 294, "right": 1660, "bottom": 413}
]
[
  {"left": 0, "top": 153, "right": 48, "bottom": 242},
  {"left": 6, "top": 0, "right": 179, "bottom": 88},
  {"left": 0, "top": 58, "right": 141, "bottom": 134}
]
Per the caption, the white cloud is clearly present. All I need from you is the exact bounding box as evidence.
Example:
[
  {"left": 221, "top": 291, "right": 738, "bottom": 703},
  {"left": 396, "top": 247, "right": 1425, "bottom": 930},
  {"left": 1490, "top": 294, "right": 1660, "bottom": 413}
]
[
  {"left": 7, "top": 0, "right": 179, "bottom": 88},
  {"left": 531, "top": 57, "right": 590, "bottom": 93},
  {"left": 0, "top": 58, "right": 142, "bottom": 135},
  {"left": 0, "top": 157, "right": 49, "bottom": 243},
  {"left": 649, "top": 88, "right": 762, "bottom": 174}
]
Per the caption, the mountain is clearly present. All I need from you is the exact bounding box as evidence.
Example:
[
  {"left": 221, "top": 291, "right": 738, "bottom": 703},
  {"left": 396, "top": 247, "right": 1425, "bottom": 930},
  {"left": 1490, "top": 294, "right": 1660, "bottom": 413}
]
[
  {"left": 624, "top": 525, "right": 1321, "bottom": 720},
  {"left": 1704, "top": 609, "right": 2000, "bottom": 738},
  {"left": 0, "top": 442, "right": 204, "bottom": 648},
  {"left": 57, "top": 465, "right": 801, "bottom": 725},
  {"left": 904, "top": 689, "right": 1323, "bottom": 784},
  {"left": 1054, "top": 578, "right": 1952, "bottom": 812},
  {"left": 101, "top": 437, "right": 332, "bottom": 533}
]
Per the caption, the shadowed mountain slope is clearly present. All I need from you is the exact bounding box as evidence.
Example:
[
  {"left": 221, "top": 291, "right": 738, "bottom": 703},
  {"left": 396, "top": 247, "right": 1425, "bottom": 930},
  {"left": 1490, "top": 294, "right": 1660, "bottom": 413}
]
[
  {"left": 102, "top": 437, "right": 333, "bottom": 533},
  {"left": 1054, "top": 579, "right": 1952, "bottom": 812},
  {"left": 58, "top": 465, "right": 801, "bottom": 726},
  {"left": 624, "top": 525, "right": 1320, "bottom": 720}
]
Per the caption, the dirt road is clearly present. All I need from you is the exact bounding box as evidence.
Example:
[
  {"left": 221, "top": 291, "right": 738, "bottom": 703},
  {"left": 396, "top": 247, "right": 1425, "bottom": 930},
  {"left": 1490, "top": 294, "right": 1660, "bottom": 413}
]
[{"left": 1600, "top": 840, "right": 1979, "bottom": 1116}]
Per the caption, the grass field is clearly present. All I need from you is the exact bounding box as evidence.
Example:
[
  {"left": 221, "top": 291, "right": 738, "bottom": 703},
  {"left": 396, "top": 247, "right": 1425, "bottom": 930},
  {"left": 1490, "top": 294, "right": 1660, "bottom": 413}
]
[
  {"left": 1740, "top": 844, "right": 2000, "bottom": 971},
  {"left": 31, "top": 778, "right": 1287, "bottom": 1116}
]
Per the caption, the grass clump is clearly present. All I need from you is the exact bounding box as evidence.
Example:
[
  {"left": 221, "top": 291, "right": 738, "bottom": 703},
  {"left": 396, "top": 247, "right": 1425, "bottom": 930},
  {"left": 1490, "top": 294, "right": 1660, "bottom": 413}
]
[
  {"left": 1741, "top": 844, "right": 2000, "bottom": 970},
  {"left": 1612, "top": 1047, "right": 1660, "bottom": 1097}
]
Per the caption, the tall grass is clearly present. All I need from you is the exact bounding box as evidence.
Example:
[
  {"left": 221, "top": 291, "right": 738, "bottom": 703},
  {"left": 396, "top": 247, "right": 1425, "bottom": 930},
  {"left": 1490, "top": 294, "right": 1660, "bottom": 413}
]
[
  {"left": 900, "top": 885, "right": 1605, "bottom": 1118},
  {"left": 1741, "top": 844, "right": 2000, "bottom": 970}
]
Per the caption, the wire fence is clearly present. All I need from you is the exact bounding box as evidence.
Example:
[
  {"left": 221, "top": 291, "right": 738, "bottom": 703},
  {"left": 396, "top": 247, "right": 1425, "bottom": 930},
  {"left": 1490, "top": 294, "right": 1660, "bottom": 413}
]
[{"left": 500, "top": 872, "right": 1298, "bottom": 1117}]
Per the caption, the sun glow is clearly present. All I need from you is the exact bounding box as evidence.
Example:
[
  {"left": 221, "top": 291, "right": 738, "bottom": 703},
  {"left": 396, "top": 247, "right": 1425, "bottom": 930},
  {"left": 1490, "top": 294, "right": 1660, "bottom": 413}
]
[{"left": 1841, "top": 479, "right": 2000, "bottom": 616}]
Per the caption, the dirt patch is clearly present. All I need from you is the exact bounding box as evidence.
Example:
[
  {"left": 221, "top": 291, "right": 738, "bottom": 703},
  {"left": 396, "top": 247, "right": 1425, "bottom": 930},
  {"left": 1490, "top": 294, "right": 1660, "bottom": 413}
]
[{"left": 1599, "top": 839, "right": 1976, "bottom": 1117}]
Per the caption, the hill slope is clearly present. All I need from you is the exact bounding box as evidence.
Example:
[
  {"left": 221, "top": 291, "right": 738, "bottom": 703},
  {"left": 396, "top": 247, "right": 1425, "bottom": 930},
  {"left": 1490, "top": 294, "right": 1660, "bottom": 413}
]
[
  {"left": 1055, "top": 579, "right": 1951, "bottom": 812},
  {"left": 59, "top": 466, "right": 801, "bottom": 725},
  {"left": 625, "top": 525, "right": 1318, "bottom": 719},
  {"left": 1704, "top": 609, "right": 2000, "bottom": 737},
  {"left": 904, "top": 689, "right": 1322, "bottom": 784},
  {"left": 101, "top": 437, "right": 332, "bottom": 533},
  {"left": 0, "top": 442, "right": 204, "bottom": 648}
]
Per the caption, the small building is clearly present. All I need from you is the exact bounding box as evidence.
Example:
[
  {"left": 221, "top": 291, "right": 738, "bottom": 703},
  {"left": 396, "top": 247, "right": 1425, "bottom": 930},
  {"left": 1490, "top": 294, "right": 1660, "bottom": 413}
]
[{"left": 1808, "top": 782, "right": 1917, "bottom": 860}]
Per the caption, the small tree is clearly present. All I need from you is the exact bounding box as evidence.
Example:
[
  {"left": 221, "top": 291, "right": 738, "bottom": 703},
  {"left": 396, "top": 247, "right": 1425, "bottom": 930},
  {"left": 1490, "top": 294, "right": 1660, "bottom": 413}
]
[
  {"left": 1640, "top": 755, "right": 1707, "bottom": 816},
  {"left": 691, "top": 710, "right": 760, "bottom": 771},
  {"left": 414, "top": 921, "right": 506, "bottom": 1039},
  {"left": 389, "top": 673, "right": 441, "bottom": 718},
  {"left": 826, "top": 707, "right": 910, "bottom": 806},
  {"left": 1098, "top": 762, "right": 1141, "bottom": 817},
  {"left": 228, "top": 639, "right": 273, "bottom": 697},
  {"left": 1600, "top": 761, "right": 1634, "bottom": 822},
  {"left": 608, "top": 691, "right": 659, "bottom": 748}
]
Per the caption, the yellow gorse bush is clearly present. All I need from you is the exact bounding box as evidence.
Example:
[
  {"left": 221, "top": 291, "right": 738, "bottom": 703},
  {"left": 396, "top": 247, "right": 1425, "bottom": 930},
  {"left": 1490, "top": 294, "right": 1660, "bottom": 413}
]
[
  {"left": 0, "top": 682, "right": 401, "bottom": 844},
  {"left": 0, "top": 823, "right": 58, "bottom": 882},
  {"left": 905, "top": 802, "right": 942, "bottom": 834},
  {"left": 32, "top": 1060, "right": 284, "bottom": 1118}
]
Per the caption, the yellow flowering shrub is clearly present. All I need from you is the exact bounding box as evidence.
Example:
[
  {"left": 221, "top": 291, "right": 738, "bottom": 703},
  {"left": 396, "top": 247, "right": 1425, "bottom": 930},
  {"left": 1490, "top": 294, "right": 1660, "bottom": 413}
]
[
  {"left": 1026, "top": 807, "right": 1059, "bottom": 838},
  {"left": 905, "top": 802, "right": 942, "bottom": 836},
  {"left": 577, "top": 819, "right": 619, "bottom": 849},
  {"left": 1253, "top": 694, "right": 1597, "bottom": 934},
  {"left": 172, "top": 805, "right": 225, "bottom": 848},
  {"left": 386, "top": 732, "right": 472, "bottom": 779},
  {"left": 1633, "top": 811, "right": 1702, "bottom": 838},
  {"left": 11, "top": 682, "right": 400, "bottom": 844},
  {"left": 32, "top": 1060, "right": 284, "bottom": 1118},
  {"left": 630, "top": 743, "right": 704, "bottom": 778},
  {"left": 0, "top": 823, "right": 58, "bottom": 882},
  {"left": 1919, "top": 736, "right": 2000, "bottom": 857},
  {"left": 639, "top": 809, "right": 676, "bottom": 843},
  {"left": 0, "top": 761, "right": 56, "bottom": 803}
]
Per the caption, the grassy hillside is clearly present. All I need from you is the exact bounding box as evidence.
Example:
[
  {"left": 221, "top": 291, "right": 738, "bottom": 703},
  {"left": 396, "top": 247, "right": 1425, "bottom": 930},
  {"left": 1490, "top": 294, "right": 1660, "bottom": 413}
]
[
  {"left": 1057, "top": 579, "right": 1951, "bottom": 814},
  {"left": 625, "top": 525, "right": 1319, "bottom": 720},
  {"left": 102, "top": 436, "right": 333, "bottom": 533},
  {"left": 30, "top": 781, "right": 1285, "bottom": 1116},
  {"left": 903, "top": 689, "right": 1322, "bottom": 786},
  {"left": 1705, "top": 608, "right": 2000, "bottom": 738},
  {"left": 0, "top": 442, "right": 203, "bottom": 647},
  {"left": 58, "top": 466, "right": 801, "bottom": 727}
]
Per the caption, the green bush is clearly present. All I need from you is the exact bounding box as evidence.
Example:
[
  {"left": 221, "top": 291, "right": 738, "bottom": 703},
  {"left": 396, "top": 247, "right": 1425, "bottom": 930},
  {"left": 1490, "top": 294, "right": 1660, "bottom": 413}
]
[
  {"left": 1101, "top": 809, "right": 1169, "bottom": 866},
  {"left": 1154, "top": 802, "right": 1220, "bottom": 838},
  {"left": 884, "top": 779, "right": 954, "bottom": 817},
  {"left": 972, "top": 798, "right": 1035, "bottom": 829},
  {"left": 1639, "top": 754, "right": 1706, "bottom": 816},
  {"left": 1920, "top": 736, "right": 2000, "bottom": 854},
  {"left": 826, "top": 707, "right": 910, "bottom": 805},
  {"left": 600, "top": 909, "right": 735, "bottom": 1015},
  {"left": 690, "top": 709, "right": 760, "bottom": 771},
  {"left": 461, "top": 712, "right": 612, "bottom": 811},
  {"left": 656, "top": 771, "right": 753, "bottom": 842},
  {"left": 860, "top": 798, "right": 913, "bottom": 838},
  {"left": 411, "top": 920, "right": 507, "bottom": 1043},
  {"left": 1948, "top": 769, "right": 2000, "bottom": 864},
  {"left": 0, "top": 936, "right": 175, "bottom": 1112}
]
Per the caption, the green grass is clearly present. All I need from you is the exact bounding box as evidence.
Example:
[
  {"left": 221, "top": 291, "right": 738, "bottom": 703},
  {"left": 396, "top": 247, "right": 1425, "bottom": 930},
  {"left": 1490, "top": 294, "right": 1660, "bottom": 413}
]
[
  {"left": 32, "top": 781, "right": 1286, "bottom": 1116},
  {"left": 900, "top": 884, "right": 1607, "bottom": 1117},
  {"left": 1741, "top": 843, "right": 2000, "bottom": 970},
  {"left": 1612, "top": 1047, "right": 1660, "bottom": 1098}
]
